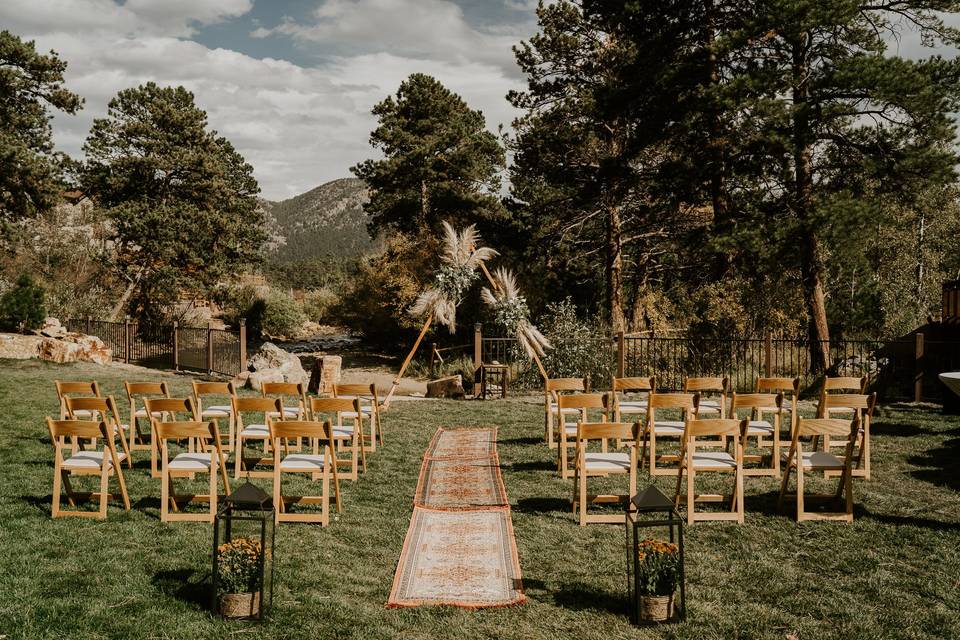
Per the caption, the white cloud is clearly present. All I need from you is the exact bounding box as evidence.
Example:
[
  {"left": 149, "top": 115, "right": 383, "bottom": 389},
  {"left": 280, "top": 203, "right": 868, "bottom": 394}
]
[{"left": 0, "top": 0, "right": 527, "bottom": 200}]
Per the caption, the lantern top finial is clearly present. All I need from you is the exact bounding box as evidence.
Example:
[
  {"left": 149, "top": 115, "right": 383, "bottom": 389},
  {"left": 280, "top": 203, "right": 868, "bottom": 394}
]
[
  {"left": 225, "top": 481, "right": 272, "bottom": 510},
  {"left": 631, "top": 485, "right": 675, "bottom": 513}
]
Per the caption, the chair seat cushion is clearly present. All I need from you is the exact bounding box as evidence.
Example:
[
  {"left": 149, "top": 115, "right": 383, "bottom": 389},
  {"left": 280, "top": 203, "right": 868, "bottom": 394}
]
[
  {"left": 548, "top": 404, "right": 581, "bottom": 415},
  {"left": 618, "top": 400, "right": 648, "bottom": 413},
  {"left": 340, "top": 409, "right": 373, "bottom": 419},
  {"left": 332, "top": 425, "right": 355, "bottom": 438},
  {"left": 267, "top": 408, "right": 302, "bottom": 418},
  {"left": 202, "top": 406, "right": 232, "bottom": 417},
  {"left": 698, "top": 399, "right": 721, "bottom": 410},
  {"left": 746, "top": 420, "right": 774, "bottom": 435},
  {"left": 691, "top": 451, "right": 736, "bottom": 470},
  {"left": 653, "top": 421, "right": 685, "bottom": 435},
  {"left": 239, "top": 424, "right": 269, "bottom": 437},
  {"left": 134, "top": 408, "right": 164, "bottom": 418},
  {"left": 279, "top": 453, "right": 327, "bottom": 472},
  {"left": 825, "top": 407, "right": 855, "bottom": 414},
  {"left": 791, "top": 451, "right": 845, "bottom": 470},
  {"left": 168, "top": 452, "right": 218, "bottom": 471},
  {"left": 70, "top": 409, "right": 96, "bottom": 418},
  {"left": 63, "top": 450, "right": 127, "bottom": 470},
  {"left": 584, "top": 452, "right": 632, "bottom": 473}
]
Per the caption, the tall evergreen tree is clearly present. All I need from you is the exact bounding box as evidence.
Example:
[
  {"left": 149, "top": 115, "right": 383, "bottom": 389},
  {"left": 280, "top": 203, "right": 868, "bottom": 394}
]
[
  {"left": 352, "top": 73, "right": 506, "bottom": 237},
  {"left": 82, "top": 82, "right": 263, "bottom": 322},
  {"left": 0, "top": 31, "right": 82, "bottom": 222}
]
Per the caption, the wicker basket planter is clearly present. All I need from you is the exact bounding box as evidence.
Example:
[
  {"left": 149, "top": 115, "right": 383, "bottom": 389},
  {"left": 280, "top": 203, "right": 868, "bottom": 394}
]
[
  {"left": 638, "top": 594, "right": 674, "bottom": 623},
  {"left": 218, "top": 592, "right": 261, "bottom": 619}
]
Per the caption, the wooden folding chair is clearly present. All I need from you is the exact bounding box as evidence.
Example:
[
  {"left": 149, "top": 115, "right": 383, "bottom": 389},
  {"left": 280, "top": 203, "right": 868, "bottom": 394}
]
[
  {"left": 673, "top": 418, "right": 747, "bottom": 524},
  {"left": 46, "top": 418, "right": 130, "bottom": 519},
  {"left": 193, "top": 381, "right": 237, "bottom": 451},
  {"left": 144, "top": 397, "right": 199, "bottom": 478},
  {"left": 818, "top": 376, "right": 867, "bottom": 418},
  {"left": 232, "top": 397, "right": 283, "bottom": 479},
  {"left": 125, "top": 381, "right": 170, "bottom": 455},
  {"left": 271, "top": 420, "right": 342, "bottom": 526},
  {"left": 640, "top": 392, "right": 698, "bottom": 476},
  {"left": 756, "top": 377, "right": 800, "bottom": 433},
  {"left": 819, "top": 393, "right": 877, "bottom": 479},
  {"left": 730, "top": 392, "right": 784, "bottom": 477},
  {"left": 611, "top": 376, "right": 654, "bottom": 423},
  {"left": 333, "top": 383, "right": 383, "bottom": 452},
  {"left": 778, "top": 417, "right": 860, "bottom": 522},
  {"left": 557, "top": 393, "right": 607, "bottom": 480},
  {"left": 683, "top": 377, "right": 728, "bottom": 418},
  {"left": 155, "top": 420, "right": 230, "bottom": 523},
  {"left": 544, "top": 377, "right": 587, "bottom": 448},
  {"left": 572, "top": 421, "right": 639, "bottom": 525},
  {"left": 54, "top": 380, "right": 101, "bottom": 419},
  {"left": 310, "top": 397, "right": 366, "bottom": 481},
  {"left": 65, "top": 396, "right": 133, "bottom": 468},
  {"left": 261, "top": 382, "right": 308, "bottom": 420}
]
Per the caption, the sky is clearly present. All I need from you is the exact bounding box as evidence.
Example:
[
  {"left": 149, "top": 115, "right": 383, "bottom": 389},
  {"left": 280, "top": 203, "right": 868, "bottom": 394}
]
[
  {"left": 1, "top": 0, "right": 539, "bottom": 200},
  {"left": 1, "top": 1, "right": 955, "bottom": 201}
]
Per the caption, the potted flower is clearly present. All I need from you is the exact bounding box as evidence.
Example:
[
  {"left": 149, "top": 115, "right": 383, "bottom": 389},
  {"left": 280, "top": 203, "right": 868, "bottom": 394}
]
[
  {"left": 215, "top": 537, "right": 263, "bottom": 618},
  {"left": 635, "top": 538, "right": 681, "bottom": 622}
]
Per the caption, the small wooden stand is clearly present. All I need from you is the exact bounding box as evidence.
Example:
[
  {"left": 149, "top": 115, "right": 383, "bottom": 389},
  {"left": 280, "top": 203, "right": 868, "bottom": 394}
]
[{"left": 479, "top": 363, "right": 509, "bottom": 400}]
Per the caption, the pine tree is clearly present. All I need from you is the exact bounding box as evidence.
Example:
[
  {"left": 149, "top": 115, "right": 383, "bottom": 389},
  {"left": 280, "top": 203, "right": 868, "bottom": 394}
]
[
  {"left": 351, "top": 73, "right": 506, "bottom": 237},
  {"left": 82, "top": 83, "right": 264, "bottom": 322},
  {"left": 0, "top": 31, "right": 82, "bottom": 222}
]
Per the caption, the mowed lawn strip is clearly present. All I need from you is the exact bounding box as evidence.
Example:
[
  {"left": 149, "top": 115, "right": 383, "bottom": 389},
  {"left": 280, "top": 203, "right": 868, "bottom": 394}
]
[{"left": 0, "top": 358, "right": 959, "bottom": 639}]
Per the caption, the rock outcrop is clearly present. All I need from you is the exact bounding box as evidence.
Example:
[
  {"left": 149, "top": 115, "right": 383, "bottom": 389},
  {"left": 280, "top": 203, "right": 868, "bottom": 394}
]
[
  {"left": 308, "top": 355, "right": 342, "bottom": 394},
  {"left": 246, "top": 342, "right": 309, "bottom": 388},
  {"left": 38, "top": 333, "right": 112, "bottom": 365}
]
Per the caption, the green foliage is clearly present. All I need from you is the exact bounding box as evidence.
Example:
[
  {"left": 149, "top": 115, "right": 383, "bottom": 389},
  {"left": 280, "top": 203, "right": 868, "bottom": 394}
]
[
  {"left": 81, "top": 82, "right": 264, "bottom": 322},
  {"left": 260, "top": 289, "right": 306, "bottom": 338},
  {"left": 217, "top": 284, "right": 305, "bottom": 339},
  {"left": 215, "top": 538, "right": 262, "bottom": 595},
  {"left": 351, "top": 73, "right": 506, "bottom": 237},
  {"left": 302, "top": 287, "right": 339, "bottom": 324},
  {"left": 0, "top": 273, "right": 45, "bottom": 332},
  {"left": 634, "top": 539, "right": 681, "bottom": 597},
  {"left": 0, "top": 31, "right": 83, "bottom": 222}
]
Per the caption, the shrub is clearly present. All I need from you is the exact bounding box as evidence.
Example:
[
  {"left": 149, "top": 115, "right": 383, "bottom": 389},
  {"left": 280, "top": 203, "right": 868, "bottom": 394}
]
[
  {"left": 0, "top": 273, "right": 46, "bottom": 333},
  {"left": 302, "top": 287, "right": 339, "bottom": 324},
  {"left": 260, "top": 289, "right": 306, "bottom": 338}
]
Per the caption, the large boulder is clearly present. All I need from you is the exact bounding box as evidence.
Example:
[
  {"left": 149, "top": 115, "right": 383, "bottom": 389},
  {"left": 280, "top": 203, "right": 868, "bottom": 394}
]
[
  {"left": 37, "top": 333, "right": 112, "bottom": 364},
  {"left": 248, "top": 342, "right": 308, "bottom": 386},
  {"left": 308, "top": 355, "right": 342, "bottom": 394},
  {"left": 426, "top": 375, "right": 466, "bottom": 399},
  {"left": 39, "top": 317, "right": 67, "bottom": 338},
  {"left": 0, "top": 334, "right": 44, "bottom": 359},
  {"left": 248, "top": 369, "right": 285, "bottom": 391}
]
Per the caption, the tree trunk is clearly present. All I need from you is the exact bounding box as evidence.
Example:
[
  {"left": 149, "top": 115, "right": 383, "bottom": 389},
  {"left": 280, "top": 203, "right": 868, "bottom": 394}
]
[
  {"left": 704, "top": 0, "right": 731, "bottom": 279},
  {"left": 915, "top": 209, "right": 926, "bottom": 318},
  {"left": 793, "top": 37, "right": 830, "bottom": 372},
  {"left": 606, "top": 199, "right": 626, "bottom": 332}
]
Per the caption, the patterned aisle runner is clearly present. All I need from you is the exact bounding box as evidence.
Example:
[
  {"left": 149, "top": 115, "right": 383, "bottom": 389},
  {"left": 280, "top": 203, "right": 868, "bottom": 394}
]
[{"left": 387, "top": 427, "right": 526, "bottom": 608}]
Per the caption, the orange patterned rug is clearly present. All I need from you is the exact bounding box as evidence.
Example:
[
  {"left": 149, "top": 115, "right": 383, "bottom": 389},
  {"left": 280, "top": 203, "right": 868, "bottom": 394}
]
[{"left": 387, "top": 427, "right": 525, "bottom": 609}]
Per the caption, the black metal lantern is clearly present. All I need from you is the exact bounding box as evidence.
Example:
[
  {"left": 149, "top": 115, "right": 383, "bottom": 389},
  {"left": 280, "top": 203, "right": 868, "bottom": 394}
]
[
  {"left": 625, "top": 485, "right": 686, "bottom": 625},
  {"left": 212, "top": 482, "right": 275, "bottom": 620}
]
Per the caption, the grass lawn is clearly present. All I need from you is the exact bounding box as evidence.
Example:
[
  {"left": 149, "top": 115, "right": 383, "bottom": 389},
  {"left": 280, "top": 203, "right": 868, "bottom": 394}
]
[{"left": 1, "top": 359, "right": 960, "bottom": 639}]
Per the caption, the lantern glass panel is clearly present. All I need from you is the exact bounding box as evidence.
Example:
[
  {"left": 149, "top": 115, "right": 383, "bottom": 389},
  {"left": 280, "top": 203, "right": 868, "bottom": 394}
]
[{"left": 625, "top": 486, "right": 685, "bottom": 625}]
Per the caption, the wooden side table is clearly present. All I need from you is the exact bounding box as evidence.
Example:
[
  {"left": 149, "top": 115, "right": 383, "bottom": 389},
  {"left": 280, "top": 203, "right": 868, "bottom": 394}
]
[{"left": 479, "top": 363, "right": 509, "bottom": 400}]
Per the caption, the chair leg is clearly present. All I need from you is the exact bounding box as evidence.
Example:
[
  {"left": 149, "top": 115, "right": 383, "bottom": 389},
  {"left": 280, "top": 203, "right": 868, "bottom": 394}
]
[
  {"left": 686, "top": 466, "right": 695, "bottom": 526},
  {"left": 777, "top": 465, "right": 791, "bottom": 512},
  {"left": 160, "top": 469, "right": 169, "bottom": 522},
  {"left": 795, "top": 466, "right": 805, "bottom": 521},
  {"left": 209, "top": 466, "right": 218, "bottom": 523},
  {"left": 735, "top": 468, "right": 744, "bottom": 523},
  {"left": 52, "top": 467, "right": 63, "bottom": 518},
  {"left": 578, "top": 467, "right": 588, "bottom": 527},
  {"left": 321, "top": 465, "right": 330, "bottom": 527},
  {"left": 99, "top": 468, "right": 110, "bottom": 519}
]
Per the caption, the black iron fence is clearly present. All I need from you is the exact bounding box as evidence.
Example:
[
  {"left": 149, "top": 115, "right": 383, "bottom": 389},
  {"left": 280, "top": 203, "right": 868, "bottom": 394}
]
[
  {"left": 467, "top": 324, "right": 959, "bottom": 402},
  {"left": 66, "top": 317, "right": 246, "bottom": 377}
]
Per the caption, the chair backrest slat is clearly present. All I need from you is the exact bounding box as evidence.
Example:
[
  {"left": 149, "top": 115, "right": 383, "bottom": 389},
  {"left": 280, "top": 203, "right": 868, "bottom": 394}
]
[
  {"left": 311, "top": 397, "right": 360, "bottom": 414},
  {"left": 155, "top": 420, "right": 215, "bottom": 440},
  {"left": 125, "top": 381, "right": 169, "bottom": 397},
  {"left": 272, "top": 420, "right": 332, "bottom": 440},
  {"left": 823, "top": 376, "right": 867, "bottom": 392},
  {"left": 756, "top": 377, "right": 800, "bottom": 394},
  {"left": 193, "top": 381, "right": 235, "bottom": 396},
  {"left": 797, "top": 417, "right": 858, "bottom": 438},
  {"left": 822, "top": 393, "right": 876, "bottom": 412},
  {"left": 334, "top": 383, "right": 376, "bottom": 397},
  {"left": 648, "top": 392, "right": 697, "bottom": 410},
  {"left": 261, "top": 382, "right": 304, "bottom": 397},
  {"left": 612, "top": 376, "right": 654, "bottom": 392},
  {"left": 233, "top": 397, "right": 282, "bottom": 414},
  {"left": 731, "top": 392, "right": 782, "bottom": 411},
  {"left": 684, "top": 377, "right": 727, "bottom": 392},
  {"left": 144, "top": 397, "right": 196, "bottom": 417},
  {"left": 546, "top": 378, "right": 587, "bottom": 393},
  {"left": 557, "top": 393, "right": 606, "bottom": 411},
  {"left": 55, "top": 380, "right": 100, "bottom": 396},
  {"left": 577, "top": 421, "right": 637, "bottom": 441},
  {"left": 47, "top": 417, "right": 106, "bottom": 440},
  {"left": 685, "top": 418, "right": 745, "bottom": 439}
]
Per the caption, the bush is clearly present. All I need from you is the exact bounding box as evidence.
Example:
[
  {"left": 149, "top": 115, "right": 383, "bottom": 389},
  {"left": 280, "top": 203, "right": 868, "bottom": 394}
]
[
  {"left": 0, "top": 274, "right": 46, "bottom": 333},
  {"left": 302, "top": 287, "right": 339, "bottom": 324},
  {"left": 260, "top": 289, "right": 306, "bottom": 338},
  {"left": 512, "top": 298, "right": 614, "bottom": 389}
]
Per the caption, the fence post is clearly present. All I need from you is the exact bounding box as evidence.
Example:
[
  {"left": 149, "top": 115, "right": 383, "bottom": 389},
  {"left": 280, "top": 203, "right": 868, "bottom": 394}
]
[
  {"left": 207, "top": 321, "right": 214, "bottom": 375},
  {"left": 915, "top": 332, "right": 925, "bottom": 403},
  {"left": 617, "top": 331, "right": 625, "bottom": 378},
  {"left": 124, "top": 316, "right": 131, "bottom": 364},
  {"left": 239, "top": 319, "right": 247, "bottom": 373},
  {"left": 85, "top": 315, "right": 91, "bottom": 335},
  {"left": 764, "top": 331, "right": 773, "bottom": 378},
  {"left": 172, "top": 321, "right": 179, "bottom": 371},
  {"left": 474, "top": 323, "right": 482, "bottom": 371}
]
